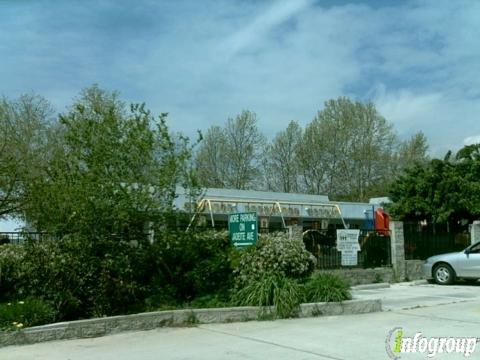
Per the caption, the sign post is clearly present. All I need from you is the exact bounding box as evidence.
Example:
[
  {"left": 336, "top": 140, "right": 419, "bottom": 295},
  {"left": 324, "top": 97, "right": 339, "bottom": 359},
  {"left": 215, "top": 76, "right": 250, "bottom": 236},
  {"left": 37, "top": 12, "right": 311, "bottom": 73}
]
[
  {"left": 229, "top": 212, "right": 258, "bottom": 247},
  {"left": 336, "top": 229, "right": 361, "bottom": 266}
]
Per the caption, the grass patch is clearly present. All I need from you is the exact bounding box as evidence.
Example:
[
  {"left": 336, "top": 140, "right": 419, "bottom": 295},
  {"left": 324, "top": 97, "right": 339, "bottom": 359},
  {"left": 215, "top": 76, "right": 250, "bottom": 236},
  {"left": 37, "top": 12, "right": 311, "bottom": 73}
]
[
  {"left": 0, "top": 298, "right": 55, "bottom": 331},
  {"left": 303, "top": 273, "right": 351, "bottom": 303},
  {"left": 232, "top": 272, "right": 302, "bottom": 319}
]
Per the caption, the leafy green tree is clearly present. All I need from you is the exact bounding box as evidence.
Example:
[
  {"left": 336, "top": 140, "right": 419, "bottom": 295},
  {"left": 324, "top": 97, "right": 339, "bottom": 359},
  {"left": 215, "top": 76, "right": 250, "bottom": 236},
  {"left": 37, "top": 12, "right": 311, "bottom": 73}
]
[
  {"left": 194, "top": 126, "right": 228, "bottom": 188},
  {"left": 393, "top": 131, "right": 429, "bottom": 173},
  {"left": 298, "top": 97, "right": 397, "bottom": 201},
  {"left": 196, "top": 110, "right": 265, "bottom": 189},
  {"left": 0, "top": 94, "right": 53, "bottom": 218},
  {"left": 297, "top": 117, "right": 329, "bottom": 195},
  {"left": 263, "top": 121, "right": 302, "bottom": 193},
  {"left": 389, "top": 144, "right": 480, "bottom": 227},
  {"left": 24, "top": 85, "right": 195, "bottom": 236}
]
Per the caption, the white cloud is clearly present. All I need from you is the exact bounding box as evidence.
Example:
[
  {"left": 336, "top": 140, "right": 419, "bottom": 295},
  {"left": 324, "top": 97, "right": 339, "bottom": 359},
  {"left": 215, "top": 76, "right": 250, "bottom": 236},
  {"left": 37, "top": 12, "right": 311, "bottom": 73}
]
[
  {"left": 221, "top": 0, "right": 314, "bottom": 57},
  {"left": 1, "top": 0, "right": 480, "bottom": 156},
  {"left": 463, "top": 135, "right": 480, "bottom": 146},
  {"left": 375, "top": 86, "right": 480, "bottom": 155}
]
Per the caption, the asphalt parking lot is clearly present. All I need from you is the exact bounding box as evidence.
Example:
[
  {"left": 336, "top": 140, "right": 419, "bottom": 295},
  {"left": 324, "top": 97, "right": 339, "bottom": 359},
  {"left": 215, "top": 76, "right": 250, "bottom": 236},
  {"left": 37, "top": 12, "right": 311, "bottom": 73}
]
[{"left": 2, "top": 282, "right": 480, "bottom": 360}]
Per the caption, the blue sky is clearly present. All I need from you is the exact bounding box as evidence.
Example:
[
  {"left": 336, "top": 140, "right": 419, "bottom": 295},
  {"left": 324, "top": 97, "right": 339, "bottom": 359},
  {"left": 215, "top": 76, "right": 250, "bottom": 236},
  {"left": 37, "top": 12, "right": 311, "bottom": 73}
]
[{"left": 1, "top": 0, "right": 480, "bottom": 157}]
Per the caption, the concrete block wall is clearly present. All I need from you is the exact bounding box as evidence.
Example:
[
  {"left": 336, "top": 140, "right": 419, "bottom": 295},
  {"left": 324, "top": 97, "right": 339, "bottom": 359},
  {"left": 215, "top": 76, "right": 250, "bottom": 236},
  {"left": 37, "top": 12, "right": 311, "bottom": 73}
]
[
  {"left": 389, "top": 221, "right": 406, "bottom": 280},
  {"left": 318, "top": 268, "right": 394, "bottom": 285},
  {"left": 0, "top": 300, "right": 381, "bottom": 347},
  {"left": 405, "top": 260, "right": 425, "bottom": 281}
]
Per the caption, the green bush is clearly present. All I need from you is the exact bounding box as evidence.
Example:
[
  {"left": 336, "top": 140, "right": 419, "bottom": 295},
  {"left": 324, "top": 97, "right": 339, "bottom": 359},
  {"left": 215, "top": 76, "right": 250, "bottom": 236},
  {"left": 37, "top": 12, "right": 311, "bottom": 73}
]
[
  {"left": 303, "top": 273, "right": 351, "bottom": 303},
  {"left": 15, "top": 236, "right": 100, "bottom": 320},
  {"left": 0, "top": 298, "right": 55, "bottom": 330},
  {"left": 233, "top": 272, "right": 302, "bottom": 318},
  {"left": 234, "top": 233, "right": 315, "bottom": 288},
  {"left": 0, "top": 235, "right": 9, "bottom": 245},
  {"left": 10, "top": 235, "right": 155, "bottom": 320},
  {"left": 0, "top": 230, "right": 235, "bottom": 322},
  {"left": 149, "top": 230, "right": 234, "bottom": 301},
  {"left": 0, "top": 244, "right": 26, "bottom": 301},
  {"left": 185, "top": 290, "right": 232, "bottom": 309}
]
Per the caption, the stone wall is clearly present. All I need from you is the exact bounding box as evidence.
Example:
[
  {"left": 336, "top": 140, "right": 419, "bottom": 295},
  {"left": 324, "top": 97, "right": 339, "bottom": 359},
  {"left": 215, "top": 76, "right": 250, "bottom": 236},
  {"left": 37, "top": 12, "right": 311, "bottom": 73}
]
[
  {"left": 470, "top": 221, "right": 480, "bottom": 245},
  {"left": 319, "top": 267, "right": 394, "bottom": 285},
  {"left": 405, "top": 260, "right": 425, "bottom": 281},
  {"left": 0, "top": 299, "right": 381, "bottom": 347},
  {"left": 389, "top": 221, "right": 406, "bottom": 280}
]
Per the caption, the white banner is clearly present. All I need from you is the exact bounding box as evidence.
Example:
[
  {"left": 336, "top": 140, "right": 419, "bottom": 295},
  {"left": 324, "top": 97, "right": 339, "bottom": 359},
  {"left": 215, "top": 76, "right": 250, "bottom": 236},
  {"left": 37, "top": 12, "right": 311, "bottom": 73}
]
[{"left": 336, "top": 229, "right": 361, "bottom": 266}]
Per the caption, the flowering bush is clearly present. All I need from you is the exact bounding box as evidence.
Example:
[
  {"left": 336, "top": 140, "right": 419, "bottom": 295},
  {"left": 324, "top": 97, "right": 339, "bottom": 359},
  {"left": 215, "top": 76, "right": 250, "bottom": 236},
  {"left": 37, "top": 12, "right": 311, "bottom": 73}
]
[
  {"left": 0, "top": 230, "right": 236, "bottom": 322},
  {"left": 234, "top": 232, "right": 315, "bottom": 288},
  {"left": 0, "top": 244, "right": 26, "bottom": 300}
]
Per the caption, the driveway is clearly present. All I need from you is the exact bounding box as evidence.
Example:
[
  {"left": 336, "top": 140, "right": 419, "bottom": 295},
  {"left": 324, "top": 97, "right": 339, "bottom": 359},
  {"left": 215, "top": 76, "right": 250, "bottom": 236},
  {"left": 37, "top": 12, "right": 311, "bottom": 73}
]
[
  {"left": 352, "top": 281, "right": 480, "bottom": 311},
  {"left": 2, "top": 282, "right": 480, "bottom": 360}
]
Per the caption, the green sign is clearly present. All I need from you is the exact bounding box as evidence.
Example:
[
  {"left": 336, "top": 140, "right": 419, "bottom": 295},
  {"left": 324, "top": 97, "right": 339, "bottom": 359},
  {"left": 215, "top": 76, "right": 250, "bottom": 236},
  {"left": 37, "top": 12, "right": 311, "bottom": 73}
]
[{"left": 229, "top": 212, "right": 258, "bottom": 247}]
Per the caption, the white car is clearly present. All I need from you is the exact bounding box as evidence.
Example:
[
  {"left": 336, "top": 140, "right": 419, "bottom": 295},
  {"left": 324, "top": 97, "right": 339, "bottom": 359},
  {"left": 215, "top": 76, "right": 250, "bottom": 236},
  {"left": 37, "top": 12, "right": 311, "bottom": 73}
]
[{"left": 422, "top": 241, "right": 480, "bottom": 285}]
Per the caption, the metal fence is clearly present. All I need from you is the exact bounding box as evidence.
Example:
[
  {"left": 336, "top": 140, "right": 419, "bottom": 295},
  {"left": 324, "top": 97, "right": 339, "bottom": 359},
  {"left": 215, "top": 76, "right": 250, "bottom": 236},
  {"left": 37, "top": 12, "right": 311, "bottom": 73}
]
[
  {"left": 0, "top": 232, "right": 57, "bottom": 245},
  {"left": 304, "top": 230, "right": 392, "bottom": 269},
  {"left": 404, "top": 222, "right": 470, "bottom": 260}
]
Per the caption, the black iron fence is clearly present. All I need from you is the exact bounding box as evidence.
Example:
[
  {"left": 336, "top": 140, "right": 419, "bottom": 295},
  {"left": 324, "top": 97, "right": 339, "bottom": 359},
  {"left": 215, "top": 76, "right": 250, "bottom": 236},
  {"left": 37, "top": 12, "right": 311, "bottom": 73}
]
[
  {"left": 404, "top": 222, "right": 470, "bottom": 260},
  {"left": 304, "top": 230, "right": 392, "bottom": 269},
  {"left": 0, "top": 232, "right": 56, "bottom": 245}
]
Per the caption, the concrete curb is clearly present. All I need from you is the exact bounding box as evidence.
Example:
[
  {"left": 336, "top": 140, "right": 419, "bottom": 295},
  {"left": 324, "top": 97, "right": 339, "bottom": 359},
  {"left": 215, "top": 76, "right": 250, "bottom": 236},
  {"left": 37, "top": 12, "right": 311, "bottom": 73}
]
[
  {"left": 0, "top": 299, "right": 381, "bottom": 347},
  {"left": 351, "top": 282, "right": 391, "bottom": 290},
  {"left": 411, "top": 279, "right": 428, "bottom": 285}
]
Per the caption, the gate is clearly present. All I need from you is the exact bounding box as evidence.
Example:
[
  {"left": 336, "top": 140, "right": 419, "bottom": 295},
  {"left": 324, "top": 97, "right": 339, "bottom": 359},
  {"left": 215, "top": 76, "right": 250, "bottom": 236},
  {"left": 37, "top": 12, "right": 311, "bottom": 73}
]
[
  {"left": 303, "top": 230, "right": 391, "bottom": 269},
  {"left": 404, "top": 221, "right": 470, "bottom": 260}
]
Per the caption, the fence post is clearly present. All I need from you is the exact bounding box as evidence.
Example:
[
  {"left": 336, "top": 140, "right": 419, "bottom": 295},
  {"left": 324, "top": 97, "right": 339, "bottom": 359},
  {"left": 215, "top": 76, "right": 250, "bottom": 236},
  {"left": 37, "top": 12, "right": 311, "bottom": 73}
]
[
  {"left": 470, "top": 221, "right": 480, "bottom": 245},
  {"left": 389, "top": 221, "right": 406, "bottom": 281},
  {"left": 288, "top": 225, "right": 303, "bottom": 240}
]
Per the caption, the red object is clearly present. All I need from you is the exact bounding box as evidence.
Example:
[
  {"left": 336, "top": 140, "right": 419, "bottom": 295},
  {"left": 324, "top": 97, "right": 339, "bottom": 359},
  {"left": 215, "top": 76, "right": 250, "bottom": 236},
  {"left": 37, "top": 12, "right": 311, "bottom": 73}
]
[{"left": 375, "top": 208, "right": 390, "bottom": 235}]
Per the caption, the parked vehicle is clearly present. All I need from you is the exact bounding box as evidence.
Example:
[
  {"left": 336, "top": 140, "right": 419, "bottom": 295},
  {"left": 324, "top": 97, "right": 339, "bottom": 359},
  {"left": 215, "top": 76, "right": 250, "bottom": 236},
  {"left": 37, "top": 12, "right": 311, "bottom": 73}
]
[{"left": 423, "top": 241, "right": 480, "bottom": 285}]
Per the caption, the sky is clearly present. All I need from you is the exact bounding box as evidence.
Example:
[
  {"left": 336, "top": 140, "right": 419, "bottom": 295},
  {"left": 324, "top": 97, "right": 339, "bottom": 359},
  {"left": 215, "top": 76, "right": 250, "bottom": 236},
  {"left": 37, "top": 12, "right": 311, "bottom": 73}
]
[{"left": 1, "top": 0, "right": 480, "bottom": 157}]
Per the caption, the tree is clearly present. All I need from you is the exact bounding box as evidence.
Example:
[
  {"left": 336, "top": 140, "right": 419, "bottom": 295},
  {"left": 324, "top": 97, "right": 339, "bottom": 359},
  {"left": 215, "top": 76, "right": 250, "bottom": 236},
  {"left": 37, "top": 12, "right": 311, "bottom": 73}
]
[
  {"left": 346, "top": 100, "right": 397, "bottom": 201},
  {"left": 298, "top": 97, "right": 397, "bottom": 201},
  {"left": 196, "top": 110, "right": 265, "bottom": 189},
  {"left": 195, "top": 126, "right": 228, "bottom": 188},
  {"left": 0, "top": 94, "right": 53, "bottom": 218},
  {"left": 394, "top": 131, "right": 429, "bottom": 172},
  {"left": 263, "top": 121, "right": 302, "bottom": 193},
  {"left": 389, "top": 144, "right": 480, "bottom": 227},
  {"left": 24, "top": 85, "right": 195, "bottom": 236},
  {"left": 297, "top": 117, "right": 330, "bottom": 195}
]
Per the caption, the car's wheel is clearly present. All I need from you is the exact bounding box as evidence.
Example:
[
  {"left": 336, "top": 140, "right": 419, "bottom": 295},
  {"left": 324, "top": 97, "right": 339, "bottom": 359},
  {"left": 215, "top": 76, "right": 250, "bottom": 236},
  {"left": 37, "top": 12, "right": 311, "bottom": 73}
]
[{"left": 433, "top": 263, "right": 455, "bottom": 285}]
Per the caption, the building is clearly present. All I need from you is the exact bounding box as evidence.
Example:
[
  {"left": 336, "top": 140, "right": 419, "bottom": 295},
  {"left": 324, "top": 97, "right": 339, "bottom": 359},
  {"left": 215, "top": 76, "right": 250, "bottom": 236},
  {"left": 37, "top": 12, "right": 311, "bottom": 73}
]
[{"left": 175, "top": 187, "right": 389, "bottom": 235}]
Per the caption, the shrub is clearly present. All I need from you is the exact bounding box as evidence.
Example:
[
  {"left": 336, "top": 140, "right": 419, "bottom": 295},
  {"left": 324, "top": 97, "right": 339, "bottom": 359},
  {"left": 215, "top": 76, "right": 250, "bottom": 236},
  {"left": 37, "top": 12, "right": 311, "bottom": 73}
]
[
  {"left": 186, "top": 290, "right": 232, "bottom": 309},
  {"left": 0, "top": 229, "right": 235, "bottom": 322},
  {"left": 0, "top": 235, "right": 9, "bottom": 245},
  {"left": 233, "top": 272, "right": 302, "bottom": 318},
  {"left": 0, "top": 244, "right": 26, "bottom": 301},
  {"left": 90, "top": 237, "right": 154, "bottom": 317},
  {"left": 303, "top": 273, "right": 351, "bottom": 303},
  {"left": 149, "top": 230, "right": 234, "bottom": 301},
  {"left": 234, "top": 233, "right": 315, "bottom": 288},
  {"left": 16, "top": 236, "right": 100, "bottom": 320},
  {"left": 10, "top": 234, "right": 155, "bottom": 320},
  {"left": 0, "top": 298, "right": 55, "bottom": 330}
]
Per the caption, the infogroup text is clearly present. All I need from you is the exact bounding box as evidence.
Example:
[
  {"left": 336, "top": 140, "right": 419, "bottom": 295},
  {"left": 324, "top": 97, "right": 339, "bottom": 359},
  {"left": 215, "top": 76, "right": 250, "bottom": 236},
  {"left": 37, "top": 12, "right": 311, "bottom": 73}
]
[{"left": 386, "top": 327, "right": 478, "bottom": 358}]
